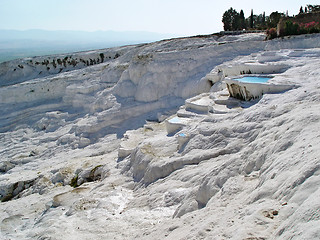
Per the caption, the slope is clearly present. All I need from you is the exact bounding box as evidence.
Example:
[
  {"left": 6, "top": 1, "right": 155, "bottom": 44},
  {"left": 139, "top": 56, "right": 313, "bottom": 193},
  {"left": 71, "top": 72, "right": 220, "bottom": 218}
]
[{"left": 0, "top": 33, "right": 320, "bottom": 239}]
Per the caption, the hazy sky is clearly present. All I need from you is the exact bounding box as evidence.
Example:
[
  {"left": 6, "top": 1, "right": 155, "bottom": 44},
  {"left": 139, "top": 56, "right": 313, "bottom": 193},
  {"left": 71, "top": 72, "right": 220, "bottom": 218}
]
[{"left": 0, "top": 0, "right": 319, "bottom": 37}]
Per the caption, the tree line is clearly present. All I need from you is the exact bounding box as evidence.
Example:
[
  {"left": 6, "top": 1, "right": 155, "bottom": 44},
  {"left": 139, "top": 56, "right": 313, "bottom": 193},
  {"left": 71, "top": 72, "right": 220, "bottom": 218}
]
[
  {"left": 299, "top": 5, "right": 320, "bottom": 14},
  {"left": 222, "top": 4, "right": 320, "bottom": 32}
]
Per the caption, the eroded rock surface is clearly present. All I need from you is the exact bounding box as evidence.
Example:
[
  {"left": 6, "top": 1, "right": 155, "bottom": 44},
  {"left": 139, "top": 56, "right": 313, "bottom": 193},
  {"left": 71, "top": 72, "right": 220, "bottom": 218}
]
[{"left": 1, "top": 33, "right": 320, "bottom": 239}]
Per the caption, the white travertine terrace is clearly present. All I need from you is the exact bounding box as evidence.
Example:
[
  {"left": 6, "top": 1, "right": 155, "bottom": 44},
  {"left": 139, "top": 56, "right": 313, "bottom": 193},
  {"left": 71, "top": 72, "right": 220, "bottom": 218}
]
[{"left": 1, "top": 33, "right": 320, "bottom": 240}]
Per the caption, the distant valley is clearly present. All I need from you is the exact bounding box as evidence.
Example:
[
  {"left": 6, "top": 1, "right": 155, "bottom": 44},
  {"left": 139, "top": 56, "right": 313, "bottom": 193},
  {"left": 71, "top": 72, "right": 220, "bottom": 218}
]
[{"left": 0, "top": 29, "right": 174, "bottom": 62}]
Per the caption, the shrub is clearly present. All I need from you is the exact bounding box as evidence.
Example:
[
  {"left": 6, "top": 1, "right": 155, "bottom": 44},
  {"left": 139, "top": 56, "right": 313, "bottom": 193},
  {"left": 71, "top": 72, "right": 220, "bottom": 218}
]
[
  {"left": 99, "top": 53, "right": 105, "bottom": 63},
  {"left": 304, "top": 21, "right": 318, "bottom": 29},
  {"left": 285, "top": 21, "right": 299, "bottom": 35},
  {"left": 305, "top": 21, "right": 320, "bottom": 34},
  {"left": 70, "top": 175, "right": 78, "bottom": 188},
  {"left": 266, "top": 28, "right": 277, "bottom": 39},
  {"left": 298, "top": 21, "right": 320, "bottom": 34},
  {"left": 310, "top": 27, "right": 320, "bottom": 34}
]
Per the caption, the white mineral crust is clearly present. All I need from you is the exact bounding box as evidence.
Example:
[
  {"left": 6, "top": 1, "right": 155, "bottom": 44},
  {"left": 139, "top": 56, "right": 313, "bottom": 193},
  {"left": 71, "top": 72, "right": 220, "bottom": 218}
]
[{"left": 1, "top": 33, "right": 320, "bottom": 239}]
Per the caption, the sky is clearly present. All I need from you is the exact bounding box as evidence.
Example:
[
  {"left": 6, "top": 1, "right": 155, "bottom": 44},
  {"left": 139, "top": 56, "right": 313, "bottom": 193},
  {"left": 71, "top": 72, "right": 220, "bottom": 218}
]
[{"left": 0, "top": 0, "right": 319, "bottom": 37}]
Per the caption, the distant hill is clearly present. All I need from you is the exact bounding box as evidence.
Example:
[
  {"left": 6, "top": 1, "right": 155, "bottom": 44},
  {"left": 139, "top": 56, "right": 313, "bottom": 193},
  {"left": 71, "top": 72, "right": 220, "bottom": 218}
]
[{"left": 0, "top": 29, "right": 174, "bottom": 62}]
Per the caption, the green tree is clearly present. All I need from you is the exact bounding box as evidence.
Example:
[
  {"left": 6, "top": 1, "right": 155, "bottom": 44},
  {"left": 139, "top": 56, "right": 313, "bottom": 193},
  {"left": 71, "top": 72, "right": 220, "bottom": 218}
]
[
  {"left": 299, "top": 6, "right": 304, "bottom": 14},
  {"left": 262, "top": 12, "right": 266, "bottom": 28},
  {"left": 307, "top": 5, "right": 320, "bottom": 12},
  {"left": 222, "top": 8, "right": 240, "bottom": 31},
  {"left": 222, "top": 9, "right": 232, "bottom": 31},
  {"left": 239, "top": 10, "right": 246, "bottom": 29},
  {"left": 267, "top": 11, "right": 284, "bottom": 28},
  {"left": 250, "top": 9, "right": 254, "bottom": 28}
]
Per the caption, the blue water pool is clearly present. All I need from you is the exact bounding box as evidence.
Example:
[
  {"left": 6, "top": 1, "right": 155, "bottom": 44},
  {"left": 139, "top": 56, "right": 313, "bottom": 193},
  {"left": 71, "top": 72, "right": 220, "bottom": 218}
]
[
  {"left": 168, "top": 117, "right": 181, "bottom": 123},
  {"left": 233, "top": 76, "right": 272, "bottom": 83}
]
